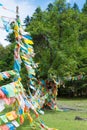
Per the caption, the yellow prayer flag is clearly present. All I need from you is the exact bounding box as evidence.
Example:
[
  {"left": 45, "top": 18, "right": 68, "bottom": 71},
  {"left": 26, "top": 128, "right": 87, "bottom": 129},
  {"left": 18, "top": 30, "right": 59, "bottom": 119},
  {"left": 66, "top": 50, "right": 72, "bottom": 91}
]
[
  {"left": 27, "top": 113, "right": 33, "bottom": 123},
  {"left": 21, "top": 56, "right": 28, "bottom": 61},
  {"left": 6, "top": 112, "right": 14, "bottom": 120},
  {"left": 0, "top": 74, "right": 3, "bottom": 80},
  {"left": 14, "top": 25, "right": 19, "bottom": 31},
  {"left": 6, "top": 111, "right": 17, "bottom": 121},
  {"left": 24, "top": 39, "right": 34, "bottom": 45},
  {"left": 28, "top": 48, "right": 33, "bottom": 53},
  {"left": 14, "top": 31, "right": 19, "bottom": 38}
]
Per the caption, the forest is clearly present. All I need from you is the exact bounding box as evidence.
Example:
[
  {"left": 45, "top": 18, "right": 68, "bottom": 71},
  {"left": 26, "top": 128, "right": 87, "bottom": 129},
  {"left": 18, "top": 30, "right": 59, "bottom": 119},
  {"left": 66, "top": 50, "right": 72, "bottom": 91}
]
[{"left": 0, "top": 0, "right": 87, "bottom": 97}]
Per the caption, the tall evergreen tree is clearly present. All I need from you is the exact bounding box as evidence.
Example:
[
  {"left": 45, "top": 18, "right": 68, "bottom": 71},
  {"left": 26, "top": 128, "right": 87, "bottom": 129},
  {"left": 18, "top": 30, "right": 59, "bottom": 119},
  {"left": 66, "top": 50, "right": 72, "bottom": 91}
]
[
  {"left": 54, "top": 0, "right": 66, "bottom": 13},
  {"left": 47, "top": 3, "right": 53, "bottom": 11},
  {"left": 73, "top": 3, "right": 80, "bottom": 12},
  {"left": 24, "top": 15, "right": 31, "bottom": 26},
  {"left": 82, "top": 0, "right": 87, "bottom": 13}
]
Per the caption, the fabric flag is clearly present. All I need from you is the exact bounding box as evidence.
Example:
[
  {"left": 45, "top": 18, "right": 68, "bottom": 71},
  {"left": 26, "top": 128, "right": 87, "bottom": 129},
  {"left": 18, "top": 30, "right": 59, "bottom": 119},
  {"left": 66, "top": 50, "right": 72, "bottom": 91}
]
[
  {"left": 1, "top": 83, "right": 15, "bottom": 97},
  {"left": 0, "top": 70, "right": 16, "bottom": 80},
  {"left": 0, "top": 115, "right": 8, "bottom": 123},
  {"left": 20, "top": 44, "right": 28, "bottom": 54},
  {"left": 22, "top": 34, "right": 32, "bottom": 40},
  {"left": 14, "top": 59, "right": 21, "bottom": 73},
  {"left": 27, "top": 113, "right": 33, "bottom": 123},
  {"left": 0, "top": 104, "right": 5, "bottom": 112},
  {"left": 0, "top": 3, "right": 3, "bottom": 6},
  {"left": 6, "top": 123, "right": 16, "bottom": 130},
  {"left": 1, "top": 87, "right": 9, "bottom": 96},
  {"left": 24, "top": 39, "right": 34, "bottom": 45},
  {"left": 30, "top": 85, "right": 36, "bottom": 91},
  {"left": 6, "top": 111, "right": 17, "bottom": 121},
  {"left": 0, "top": 3, "right": 15, "bottom": 13},
  {"left": 0, "top": 100, "right": 5, "bottom": 112},
  {"left": 8, "top": 70, "right": 16, "bottom": 75},
  {"left": 0, "top": 125, "right": 9, "bottom": 130},
  {"left": 6, "top": 113, "right": 14, "bottom": 121},
  {"left": 19, "top": 107, "right": 23, "bottom": 115},
  {"left": 1, "top": 18, "right": 11, "bottom": 32},
  {"left": 28, "top": 69, "right": 35, "bottom": 75},
  {"left": 12, "top": 120, "right": 20, "bottom": 127},
  {"left": 38, "top": 110, "right": 44, "bottom": 115},
  {"left": 24, "top": 98, "right": 31, "bottom": 109},
  {"left": 3, "top": 72, "right": 10, "bottom": 78},
  {"left": 0, "top": 91, "right": 15, "bottom": 105},
  {"left": 20, "top": 115, "right": 24, "bottom": 125},
  {"left": 28, "top": 48, "right": 33, "bottom": 53},
  {"left": 1, "top": 72, "right": 8, "bottom": 79},
  {"left": 11, "top": 111, "right": 18, "bottom": 119},
  {"left": 0, "top": 74, "right": 3, "bottom": 80},
  {"left": 17, "top": 94, "right": 25, "bottom": 108}
]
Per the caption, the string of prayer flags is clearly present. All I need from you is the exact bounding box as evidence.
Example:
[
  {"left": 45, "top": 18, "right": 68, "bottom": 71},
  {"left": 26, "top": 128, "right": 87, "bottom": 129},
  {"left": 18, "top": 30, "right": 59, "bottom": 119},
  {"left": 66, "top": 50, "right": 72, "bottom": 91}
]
[
  {"left": 0, "top": 3, "right": 15, "bottom": 13},
  {"left": 0, "top": 111, "right": 18, "bottom": 126},
  {"left": 1, "top": 17, "right": 11, "bottom": 32},
  {"left": 62, "top": 74, "right": 85, "bottom": 81},
  {"left": 0, "top": 70, "right": 16, "bottom": 80},
  {"left": 0, "top": 4, "right": 58, "bottom": 130},
  {"left": 1, "top": 82, "right": 16, "bottom": 98}
]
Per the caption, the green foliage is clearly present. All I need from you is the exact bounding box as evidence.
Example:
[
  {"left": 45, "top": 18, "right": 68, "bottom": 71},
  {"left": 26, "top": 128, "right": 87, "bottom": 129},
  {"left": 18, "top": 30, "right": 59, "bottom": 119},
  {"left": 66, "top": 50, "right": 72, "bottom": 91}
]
[
  {"left": 82, "top": 0, "right": 87, "bottom": 13},
  {"left": 72, "top": 3, "right": 80, "bottom": 12},
  {"left": 24, "top": 15, "right": 31, "bottom": 26},
  {"left": 25, "top": 0, "right": 87, "bottom": 96}
]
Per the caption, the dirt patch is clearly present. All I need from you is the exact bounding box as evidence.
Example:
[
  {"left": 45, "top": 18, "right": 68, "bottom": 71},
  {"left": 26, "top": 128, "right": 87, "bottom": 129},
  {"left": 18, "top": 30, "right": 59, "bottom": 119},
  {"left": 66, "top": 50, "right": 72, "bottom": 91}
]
[{"left": 75, "top": 116, "right": 87, "bottom": 121}]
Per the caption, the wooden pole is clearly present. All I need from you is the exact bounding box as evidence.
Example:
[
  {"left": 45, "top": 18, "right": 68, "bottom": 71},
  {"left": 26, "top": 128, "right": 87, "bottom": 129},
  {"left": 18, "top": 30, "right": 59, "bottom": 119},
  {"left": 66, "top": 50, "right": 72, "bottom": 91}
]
[{"left": 16, "top": 6, "right": 19, "bottom": 20}]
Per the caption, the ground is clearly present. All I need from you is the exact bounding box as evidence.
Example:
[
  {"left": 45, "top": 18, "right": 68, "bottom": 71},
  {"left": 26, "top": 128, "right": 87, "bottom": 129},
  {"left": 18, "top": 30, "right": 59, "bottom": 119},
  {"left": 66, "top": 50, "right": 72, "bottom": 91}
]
[
  {"left": 19, "top": 99, "right": 87, "bottom": 130},
  {"left": 1, "top": 99, "right": 87, "bottom": 130}
]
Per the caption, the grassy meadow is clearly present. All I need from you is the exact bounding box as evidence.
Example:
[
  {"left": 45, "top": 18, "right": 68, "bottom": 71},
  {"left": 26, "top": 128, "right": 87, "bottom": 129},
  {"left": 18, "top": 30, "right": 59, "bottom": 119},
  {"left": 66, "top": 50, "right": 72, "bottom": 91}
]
[{"left": 18, "top": 99, "right": 87, "bottom": 130}]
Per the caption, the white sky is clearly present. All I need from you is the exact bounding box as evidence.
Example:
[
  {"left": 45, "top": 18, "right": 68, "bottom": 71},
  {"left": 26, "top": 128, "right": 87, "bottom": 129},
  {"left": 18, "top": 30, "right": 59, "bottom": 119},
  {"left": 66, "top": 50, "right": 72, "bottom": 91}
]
[{"left": 0, "top": 0, "right": 36, "bottom": 46}]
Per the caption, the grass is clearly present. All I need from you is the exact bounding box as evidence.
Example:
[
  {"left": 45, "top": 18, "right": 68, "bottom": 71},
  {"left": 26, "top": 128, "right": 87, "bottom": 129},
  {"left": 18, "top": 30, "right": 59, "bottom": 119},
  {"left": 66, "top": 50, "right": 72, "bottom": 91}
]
[
  {"left": 40, "top": 110, "right": 87, "bottom": 130},
  {"left": 19, "top": 99, "right": 87, "bottom": 130},
  {"left": 1, "top": 99, "right": 87, "bottom": 130}
]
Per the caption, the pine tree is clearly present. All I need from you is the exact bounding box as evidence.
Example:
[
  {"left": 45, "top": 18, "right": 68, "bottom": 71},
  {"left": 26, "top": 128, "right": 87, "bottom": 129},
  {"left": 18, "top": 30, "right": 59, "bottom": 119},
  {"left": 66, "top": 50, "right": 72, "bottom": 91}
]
[
  {"left": 73, "top": 3, "right": 80, "bottom": 12},
  {"left": 82, "top": 0, "right": 87, "bottom": 13},
  {"left": 47, "top": 3, "right": 53, "bottom": 11},
  {"left": 24, "top": 15, "right": 31, "bottom": 26}
]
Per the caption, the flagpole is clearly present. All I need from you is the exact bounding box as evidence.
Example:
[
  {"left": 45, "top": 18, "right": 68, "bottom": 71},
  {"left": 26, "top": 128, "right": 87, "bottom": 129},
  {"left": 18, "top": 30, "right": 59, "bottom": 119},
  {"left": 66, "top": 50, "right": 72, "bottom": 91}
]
[{"left": 16, "top": 6, "right": 19, "bottom": 19}]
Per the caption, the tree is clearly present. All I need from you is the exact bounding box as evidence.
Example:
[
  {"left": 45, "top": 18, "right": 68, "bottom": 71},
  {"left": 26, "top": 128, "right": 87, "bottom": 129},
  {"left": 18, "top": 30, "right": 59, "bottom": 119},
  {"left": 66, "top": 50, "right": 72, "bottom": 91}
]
[
  {"left": 33, "top": 7, "right": 43, "bottom": 20},
  {"left": 24, "top": 15, "right": 31, "bottom": 26},
  {"left": 72, "top": 3, "right": 80, "bottom": 12},
  {"left": 47, "top": 3, "right": 53, "bottom": 11},
  {"left": 82, "top": 0, "right": 87, "bottom": 13},
  {"left": 54, "top": 0, "right": 66, "bottom": 13}
]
